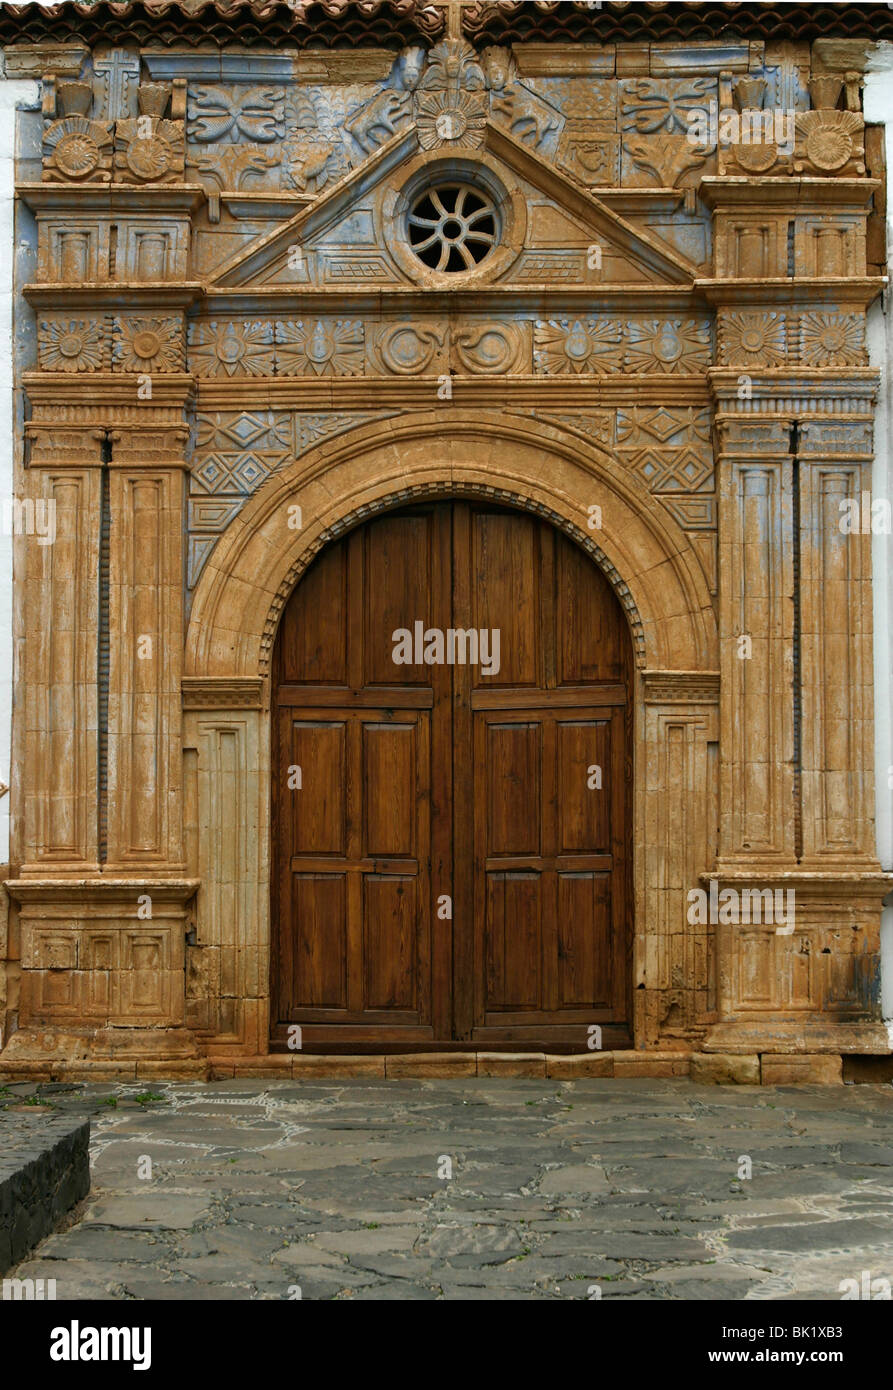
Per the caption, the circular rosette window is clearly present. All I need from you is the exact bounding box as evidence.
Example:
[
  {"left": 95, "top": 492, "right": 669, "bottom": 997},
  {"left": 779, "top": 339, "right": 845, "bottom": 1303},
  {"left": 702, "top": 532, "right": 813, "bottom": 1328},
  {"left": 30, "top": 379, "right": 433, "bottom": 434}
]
[
  {"left": 408, "top": 183, "right": 498, "bottom": 273},
  {"left": 382, "top": 154, "right": 525, "bottom": 287}
]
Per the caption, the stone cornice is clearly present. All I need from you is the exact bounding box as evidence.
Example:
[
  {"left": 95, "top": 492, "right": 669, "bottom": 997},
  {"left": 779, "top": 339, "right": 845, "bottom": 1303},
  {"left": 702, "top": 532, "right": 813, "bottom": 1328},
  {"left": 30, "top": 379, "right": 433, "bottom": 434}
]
[
  {"left": 193, "top": 375, "right": 712, "bottom": 410},
  {"left": 24, "top": 284, "right": 205, "bottom": 311},
  {"left": 193, "top": 286, "right": 710, "bottom": 315},
  {"left": 642, "top": 671, "right": 720, "bottom": 705},
  {"left": 181, "top": 677, "right": 265, "bottom": 710},
  {"left": 4, "top": 878, "right": 202, "bottom": 903},
  {"left": 23, "top": 373, "right": 195, "bottom": 410},
  {"left": 696, "top": 278, "right": 886, "bottom": 311},
  {"left": 699, "top": 177, "right": 881, "bottom": 210},
  {"left": 709, "top": 368, "right": 878, "bottom": 413},
  {"left": 17, "top": 183, "right": 207, "bottom": 215}
]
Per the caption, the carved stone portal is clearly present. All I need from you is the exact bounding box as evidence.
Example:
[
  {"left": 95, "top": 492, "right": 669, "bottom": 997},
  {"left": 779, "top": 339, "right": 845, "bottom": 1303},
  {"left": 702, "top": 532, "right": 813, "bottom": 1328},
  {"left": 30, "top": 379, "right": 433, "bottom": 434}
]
[{"left": 1, "top": 13, "right": 890, "bottom": 1073}]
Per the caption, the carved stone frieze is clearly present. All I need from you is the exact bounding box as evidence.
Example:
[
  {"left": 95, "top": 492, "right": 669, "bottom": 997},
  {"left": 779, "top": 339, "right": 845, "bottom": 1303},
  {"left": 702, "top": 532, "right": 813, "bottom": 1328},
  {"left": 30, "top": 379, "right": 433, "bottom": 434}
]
[
  {"left": 716, "top": 309, "right": 868, "bottom": 369},
  {"left": 534, "top": 317, "right": 712, "bottom": 375}
]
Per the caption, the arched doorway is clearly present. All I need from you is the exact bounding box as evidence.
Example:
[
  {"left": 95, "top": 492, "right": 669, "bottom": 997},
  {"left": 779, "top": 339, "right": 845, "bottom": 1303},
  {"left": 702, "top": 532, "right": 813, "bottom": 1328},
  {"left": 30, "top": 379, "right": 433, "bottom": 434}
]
[{"left": 271, "top": 499, "right": 633, "bottom": 1050}]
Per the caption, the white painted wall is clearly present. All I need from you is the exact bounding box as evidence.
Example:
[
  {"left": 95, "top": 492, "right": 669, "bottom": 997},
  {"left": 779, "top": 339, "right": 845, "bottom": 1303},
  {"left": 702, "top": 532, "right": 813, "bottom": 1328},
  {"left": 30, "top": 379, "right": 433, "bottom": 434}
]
[
  {"left": 0, "top": 65, "right": 39, "bottom": 866},
  {"left": 865, "top": 44, "right": 893, "bottom": 1027}
]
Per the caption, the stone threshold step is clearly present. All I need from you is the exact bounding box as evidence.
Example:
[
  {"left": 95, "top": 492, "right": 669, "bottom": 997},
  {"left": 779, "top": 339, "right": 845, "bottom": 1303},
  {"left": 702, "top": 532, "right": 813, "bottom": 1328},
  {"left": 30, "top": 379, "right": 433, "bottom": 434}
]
[{"left": 0, "top": 1051, "right": 852, "bottom": 1083}]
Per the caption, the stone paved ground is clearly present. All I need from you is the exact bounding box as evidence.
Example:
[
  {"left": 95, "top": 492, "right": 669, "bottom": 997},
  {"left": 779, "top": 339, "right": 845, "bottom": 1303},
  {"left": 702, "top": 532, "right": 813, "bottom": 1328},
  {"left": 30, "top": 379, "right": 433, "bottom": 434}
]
[{"left": 3, "top": 1077, "right": 893, "bottom": 1300}]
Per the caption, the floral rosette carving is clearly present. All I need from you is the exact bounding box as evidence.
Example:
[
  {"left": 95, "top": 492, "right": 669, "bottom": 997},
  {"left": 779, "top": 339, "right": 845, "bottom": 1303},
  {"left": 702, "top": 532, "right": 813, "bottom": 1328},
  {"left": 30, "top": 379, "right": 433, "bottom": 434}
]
[
  {"left": 113, "top": 316, "right": 185, "bottom": 372},
  {"left": 43, "top": 116, "right": 113, "bottom": 183},
  {"left": 794, "top": 111, "right": 865, "bottom": 175},
  {"left": 275, "top": 320, "right": 365, "bottom": 376},
  {"left": 188, "top": 320, "right": 275, "bottom": 377},
  {"left": 38, "top": 317, "right": 110, "bottom": 372},
  {"left": 626, "top": 319, "right": 712, "bottom": 374},
  {"left": 718, "top": 311, "right": 787, "bottom": 368},
  {"left": 114, "top": 118, "right": 186, "bottom": 184},
  {"left": 417, "top": 89, "right": 487, "bottom": 150},
  {"left": 799, "top": 312, "right": 866, "bottom": 367},
  {"left": 534, "top": 318, "right": 624, "bottom": 374}
]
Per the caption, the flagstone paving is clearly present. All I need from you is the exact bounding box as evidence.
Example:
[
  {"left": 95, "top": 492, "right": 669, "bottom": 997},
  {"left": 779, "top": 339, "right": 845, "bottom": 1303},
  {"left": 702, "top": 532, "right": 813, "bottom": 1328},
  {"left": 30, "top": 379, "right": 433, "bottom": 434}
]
[{"left": 3, "top": 1078, "right": 893, "bottom": 1300}]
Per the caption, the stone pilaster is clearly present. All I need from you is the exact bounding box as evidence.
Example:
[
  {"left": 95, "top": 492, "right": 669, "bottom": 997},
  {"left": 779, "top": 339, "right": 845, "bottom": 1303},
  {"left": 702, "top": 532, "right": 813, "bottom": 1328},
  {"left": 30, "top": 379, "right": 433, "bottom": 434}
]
[
  {"left": 18, "top": 426, "right": 104, "bottom": 874},
  {"left": 797, "top": 417, "right": 877, "bottom": 866},
  {"left": 715, "top": 414, "right": 796, "bottom": 868},
  {"left": 105, "top": 426, "right": 189, "bottom": 874}
]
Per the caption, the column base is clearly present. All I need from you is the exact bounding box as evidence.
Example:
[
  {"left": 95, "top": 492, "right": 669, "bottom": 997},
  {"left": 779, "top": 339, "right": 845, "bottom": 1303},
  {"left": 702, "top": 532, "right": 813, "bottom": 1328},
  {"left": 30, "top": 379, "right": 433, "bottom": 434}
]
[{"left": 703, "top": 1016, "right": 891, "bottom": 1055}]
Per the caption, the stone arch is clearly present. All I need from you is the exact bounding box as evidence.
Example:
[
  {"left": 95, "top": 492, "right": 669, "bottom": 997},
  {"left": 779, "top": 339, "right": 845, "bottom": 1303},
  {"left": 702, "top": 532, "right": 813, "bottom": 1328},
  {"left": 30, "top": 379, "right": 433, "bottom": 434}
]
[{"left": 185, "top": 410, "right": 718, "bottom": 680}]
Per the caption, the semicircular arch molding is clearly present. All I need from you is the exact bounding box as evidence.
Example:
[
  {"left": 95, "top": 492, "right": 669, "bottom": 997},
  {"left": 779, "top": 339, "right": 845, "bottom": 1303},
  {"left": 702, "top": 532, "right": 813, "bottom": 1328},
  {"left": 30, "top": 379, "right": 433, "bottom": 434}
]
[{"left": 185, "top": 410, "right": 718, "bottom": 680}]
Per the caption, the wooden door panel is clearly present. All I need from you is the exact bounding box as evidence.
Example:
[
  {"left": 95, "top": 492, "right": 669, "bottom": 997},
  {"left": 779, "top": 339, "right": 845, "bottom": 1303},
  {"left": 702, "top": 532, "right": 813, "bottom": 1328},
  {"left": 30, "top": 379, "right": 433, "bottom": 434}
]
[
  {"left": 363, "top": 512, "right": 433, "bottom": 687},
  {"left": 288, "top": 874, "right": 347, "bottom": 1010},
  {"left": 362, "top": 722, "right": 418, "bottom": 858},
  {"left": 363, "top": 874, "right": 418, "bottom": 1011},
  {"left": 287, "top": 720, "right": 347, "bottom": 855},
  {"left": 557, "top": 536, "right": 626, "bottom": 685},
  {"left": 556, "top": 719, "right": 612, "bottom": 853},
  {"left": 277, "top": 538, "right": 348, "bottom": 685},
  {"left": 557, "top": 872, "right": 613, "bottom": 1009},
  {"left": 277, "top": 704, "right": 431, "bottom": 1026},
  {"left": 471, "top": 509, "right": 540, "bottom": 687},
  {"left": 472, "top": 700, "right": 627, "bottom": 1035},
  {"left": 485, "top": 872, "right": 542, "bottom": 1010},
  {"left": 484, "top": 721, "right": 542, "bottom": 856}
]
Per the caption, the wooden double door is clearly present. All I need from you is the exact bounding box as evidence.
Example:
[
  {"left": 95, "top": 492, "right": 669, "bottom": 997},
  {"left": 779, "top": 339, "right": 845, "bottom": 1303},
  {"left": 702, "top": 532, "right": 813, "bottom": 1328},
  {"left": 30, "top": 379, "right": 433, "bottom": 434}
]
[{"left": 271, "top": 501, "right": 632, "bottom": 1050}]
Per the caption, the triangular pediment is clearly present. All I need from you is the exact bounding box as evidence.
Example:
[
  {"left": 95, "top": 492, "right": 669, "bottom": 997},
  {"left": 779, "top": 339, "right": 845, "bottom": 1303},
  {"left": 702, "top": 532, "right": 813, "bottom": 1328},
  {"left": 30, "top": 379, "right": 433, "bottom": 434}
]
[{"left": 207, "top": 121, "right": 697, "bottom": 293}]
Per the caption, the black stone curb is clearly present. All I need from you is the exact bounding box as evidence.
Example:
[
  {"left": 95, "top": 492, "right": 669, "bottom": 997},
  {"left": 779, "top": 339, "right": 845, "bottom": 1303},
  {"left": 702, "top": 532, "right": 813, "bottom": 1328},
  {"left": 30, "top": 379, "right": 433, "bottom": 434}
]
[{"left": 0, "top": 1114, "right": 91, "bottom": 1276}]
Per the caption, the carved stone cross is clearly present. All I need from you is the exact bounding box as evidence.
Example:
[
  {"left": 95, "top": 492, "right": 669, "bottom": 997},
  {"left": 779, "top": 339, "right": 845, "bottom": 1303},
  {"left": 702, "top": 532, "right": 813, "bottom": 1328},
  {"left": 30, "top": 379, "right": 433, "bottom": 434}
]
[{"left": 93, "top": 47, "right": 140, "bottom": 120}]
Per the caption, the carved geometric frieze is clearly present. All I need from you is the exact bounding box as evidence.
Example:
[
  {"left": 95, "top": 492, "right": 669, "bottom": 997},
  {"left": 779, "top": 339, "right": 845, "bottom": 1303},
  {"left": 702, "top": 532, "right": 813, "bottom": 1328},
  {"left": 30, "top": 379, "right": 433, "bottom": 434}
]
[
  {"left": 371, "top": 322, "right": 449, "bottom": 375},
  {"left": 659, "top": 495, "right": 717, "bottom": 529},
  {"left": 186, "top": 407, "right": 398, "bottom": 589},
  {"left": 182, "top": 315, "right": 717, "bottom": 378},
  {"left": 799, "top": 310, "right": 866, "bottom": 367},
  {"left": 718, "top": 310, "right": 788, "bottom": 368},
  {"left": 188, "top": 319, "right": 276, "bottom": 377},
  {"left": 616, "top": 404, "right": 714, "bottom": 494},
  {"left": 275, "top": 318, "right": 365, "bottom": 376}
]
